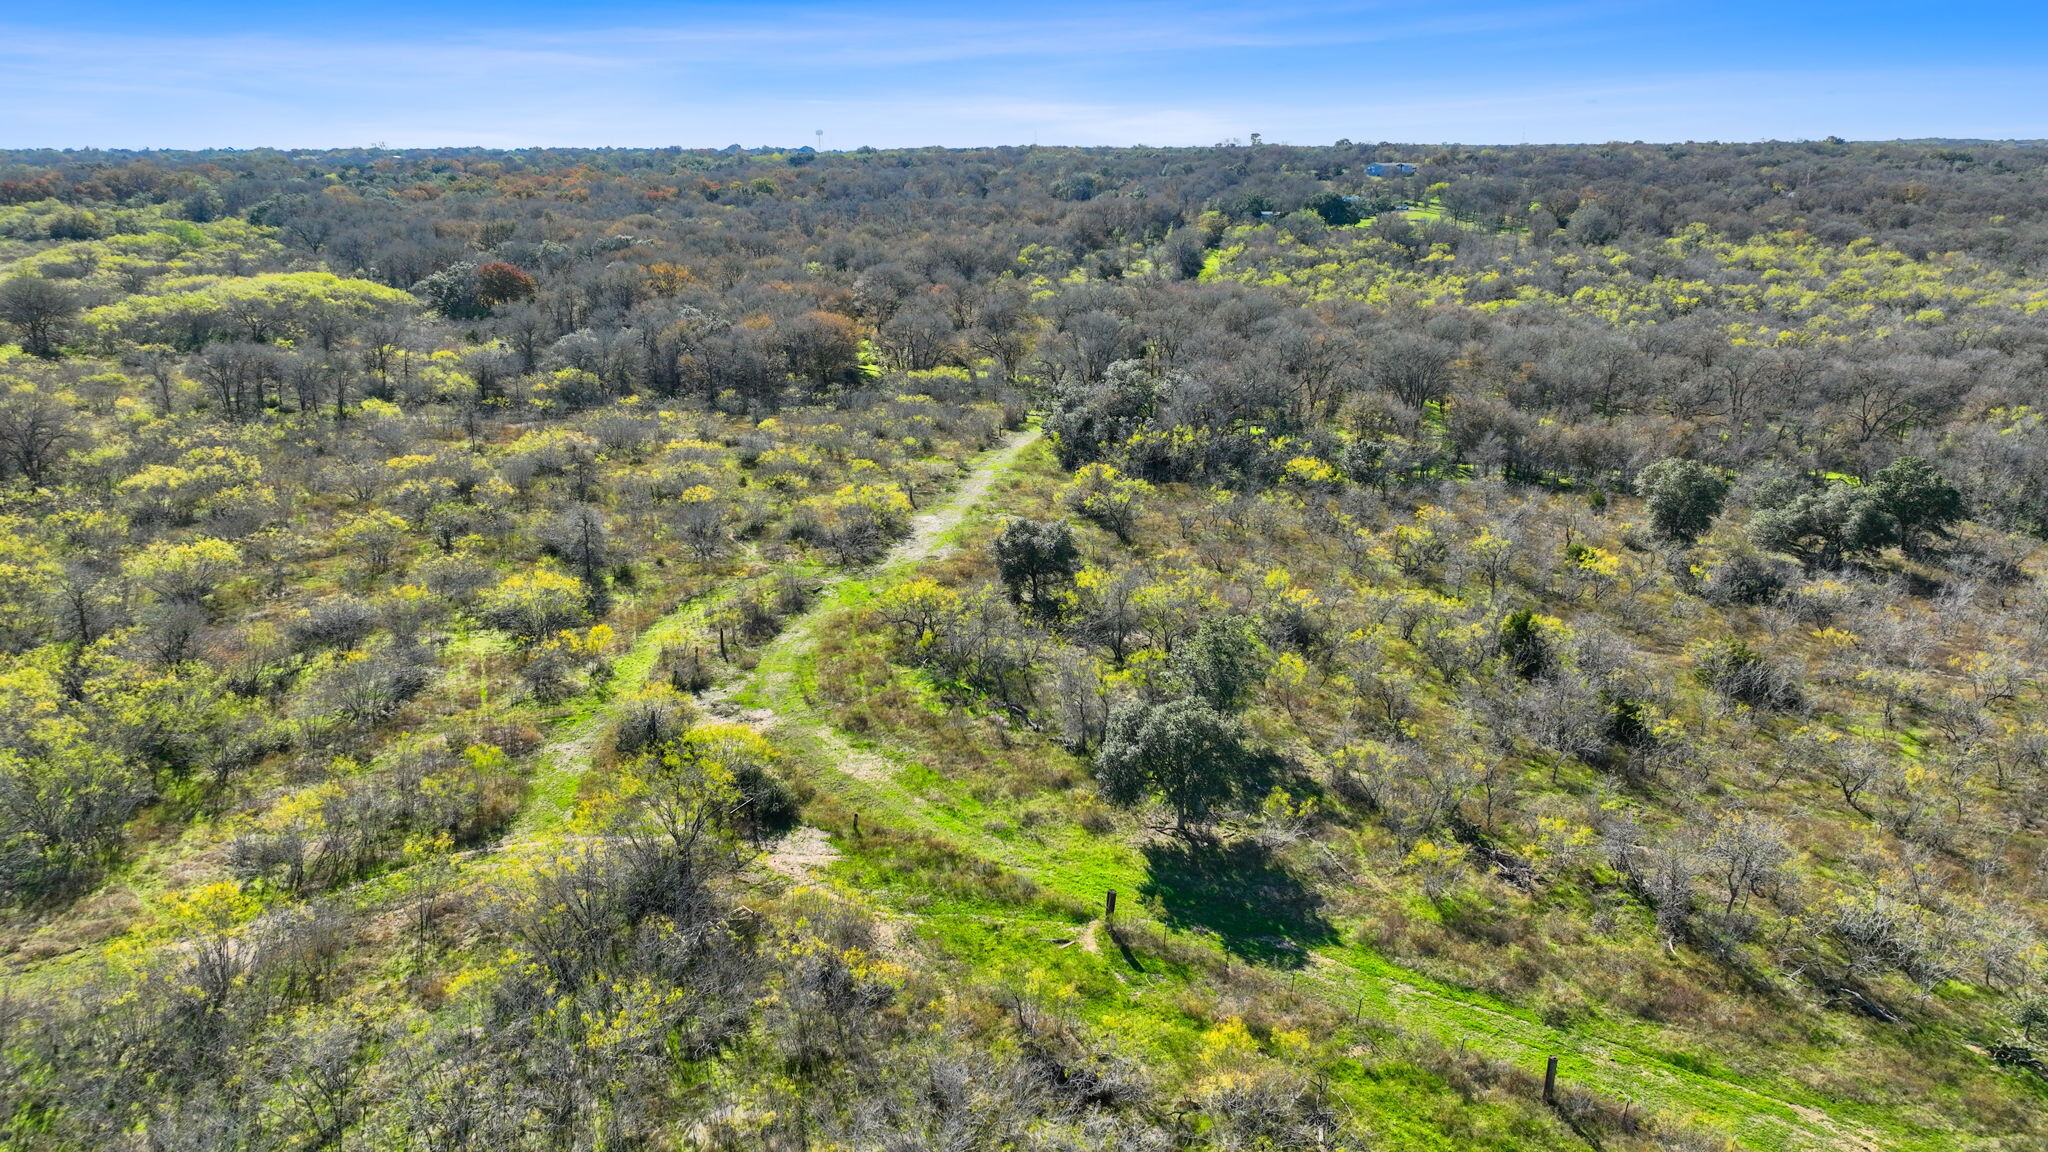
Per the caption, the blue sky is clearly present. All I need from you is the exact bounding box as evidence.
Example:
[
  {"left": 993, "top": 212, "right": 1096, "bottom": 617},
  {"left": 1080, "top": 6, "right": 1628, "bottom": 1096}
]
[{"left": 1, "top": 1, "right": 2042, "bottom": 148}]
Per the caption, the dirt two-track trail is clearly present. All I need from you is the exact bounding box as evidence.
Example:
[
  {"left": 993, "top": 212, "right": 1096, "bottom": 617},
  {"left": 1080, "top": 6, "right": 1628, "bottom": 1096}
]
[
  {"left": 515, "top": 425, "right": 1043, "bottom": 836},
  {"left": 525, "top": 421, "right": 1889, "bottom": 1152}
]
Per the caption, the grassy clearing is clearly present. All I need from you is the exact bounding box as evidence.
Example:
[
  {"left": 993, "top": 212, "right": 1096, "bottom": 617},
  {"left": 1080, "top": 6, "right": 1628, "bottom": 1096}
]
[{"left": 700, "top": 433, "right": 1955, "bottom": 1151}]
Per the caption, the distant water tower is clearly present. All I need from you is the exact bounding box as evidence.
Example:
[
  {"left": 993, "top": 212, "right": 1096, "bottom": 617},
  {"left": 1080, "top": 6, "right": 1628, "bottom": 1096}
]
[{"left": 816, "top": 129, "right": 824, "bottom": 152}]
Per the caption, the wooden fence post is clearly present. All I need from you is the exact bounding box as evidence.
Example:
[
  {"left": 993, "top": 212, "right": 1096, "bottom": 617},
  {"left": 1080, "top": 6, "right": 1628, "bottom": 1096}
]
[
  {"left": 1543, "top": 1055, "right": 1558, "bottom": 1106},
  {"left": 1104, "top": 889, "right": 1117, "bottom": 919}
]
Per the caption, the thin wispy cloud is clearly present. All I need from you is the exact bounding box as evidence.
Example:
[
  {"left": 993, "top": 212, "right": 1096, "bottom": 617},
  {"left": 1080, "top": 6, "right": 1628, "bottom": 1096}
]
[
  {"left": 0, "top": 2, "right": 1602, "bottom": 72},
  {"left": 535, "top": 2, "right": 1611, "bottom": 62},
  {"left": 0, "top": 1, "right": 2040, "bottom": 147}
]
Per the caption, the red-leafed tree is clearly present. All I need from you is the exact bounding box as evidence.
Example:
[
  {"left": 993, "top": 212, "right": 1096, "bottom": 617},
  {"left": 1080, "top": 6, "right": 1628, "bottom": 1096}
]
[{"left": 474, "top": 261, "right": 537, "bottom": 307}]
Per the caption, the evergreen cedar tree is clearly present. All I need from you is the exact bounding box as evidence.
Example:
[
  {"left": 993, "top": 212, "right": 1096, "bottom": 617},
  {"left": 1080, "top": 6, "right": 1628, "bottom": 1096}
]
[
  {"left": 1499, "top": 609, "right": 1551, "bottom": 679},
  {"left": 1635, "top": 457, "right": 1729, "bottom": 545},
  {"left": 992, "top": 517, "right": 1080, "bottom": 610},
  {"left": 1746, "top": 456, "right": 1965, "bottom": 567},
  {"left": 1097, "top": 696, "right": 1251, "bottom": 830},
  {"left": 1097, "top": 618, "right": 1269, "bottom": 829}
]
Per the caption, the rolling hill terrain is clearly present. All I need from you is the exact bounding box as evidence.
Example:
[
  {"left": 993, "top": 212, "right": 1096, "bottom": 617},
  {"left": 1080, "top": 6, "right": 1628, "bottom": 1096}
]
[{"left": 4, "top": 140, "right": 2048, "bottom": 1149}]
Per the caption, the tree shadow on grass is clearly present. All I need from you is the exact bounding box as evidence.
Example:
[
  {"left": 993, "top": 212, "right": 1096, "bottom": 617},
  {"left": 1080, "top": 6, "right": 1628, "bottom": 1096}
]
[{"left": 1139, "top": 836, "right": 1336, "bottom": 969}]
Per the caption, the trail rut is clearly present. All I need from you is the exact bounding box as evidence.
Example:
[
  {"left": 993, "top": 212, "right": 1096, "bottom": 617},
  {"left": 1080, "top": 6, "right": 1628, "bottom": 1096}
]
[{"left": 506, "top": 419, "right": 1889, "bottom": 1151}]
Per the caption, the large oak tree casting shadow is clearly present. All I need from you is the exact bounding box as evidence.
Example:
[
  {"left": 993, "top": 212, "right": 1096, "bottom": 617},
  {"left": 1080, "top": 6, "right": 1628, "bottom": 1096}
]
[{"left": 1139, "top": 837, "right": 1336, "bottom": 968}]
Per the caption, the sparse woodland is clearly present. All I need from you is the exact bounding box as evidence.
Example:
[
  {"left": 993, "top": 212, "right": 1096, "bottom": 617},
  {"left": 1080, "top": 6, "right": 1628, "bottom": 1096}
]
[{"left": 4, "top": 140, "right": 2048, "bottom": 1149}]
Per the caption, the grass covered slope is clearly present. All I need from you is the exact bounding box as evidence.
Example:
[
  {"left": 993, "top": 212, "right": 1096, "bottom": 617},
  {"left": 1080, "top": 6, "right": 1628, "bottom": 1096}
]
[{"left": 783, "top": 431, "right": 2048, "bottom": 1150}]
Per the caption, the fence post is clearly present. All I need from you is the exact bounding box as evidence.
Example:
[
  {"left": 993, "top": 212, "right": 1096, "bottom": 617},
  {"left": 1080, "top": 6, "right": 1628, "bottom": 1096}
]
[
  {"left": 1543, "top": 1055, "right": 1558, "bottom": 1106},
  {"left": 1104, "top": 889, "right": 1117, "bottom": 919}
]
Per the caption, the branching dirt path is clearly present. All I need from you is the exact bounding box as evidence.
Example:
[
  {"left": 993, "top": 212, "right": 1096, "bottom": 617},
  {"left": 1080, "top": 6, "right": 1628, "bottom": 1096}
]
[
  {"left": 688, "top": 423, "right": 1893, "bottom": 1152},
  {"left": 518, "top": 426, "right": 1042, "bottom": 836},
  {"left": 512, "top": 420, "right": 1893, "bottom": 1151}
]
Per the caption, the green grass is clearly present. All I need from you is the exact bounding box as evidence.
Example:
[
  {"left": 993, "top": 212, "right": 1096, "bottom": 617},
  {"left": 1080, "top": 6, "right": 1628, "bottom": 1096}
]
[
  {"left": 467, "top": 420, "right": 1984, "bottom": 1150},
  {"left": 512, "top": 570, "right": 768, "bottom": 835},
  {"left": 697, "top": 432, "right": 1974, "bottom": 1151}
]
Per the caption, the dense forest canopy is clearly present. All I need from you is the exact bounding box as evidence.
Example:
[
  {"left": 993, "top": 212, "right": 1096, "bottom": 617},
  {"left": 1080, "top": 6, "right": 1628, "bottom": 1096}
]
[{"left": 4, "top": 139, "right": 2048, "bottom": 1150}]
